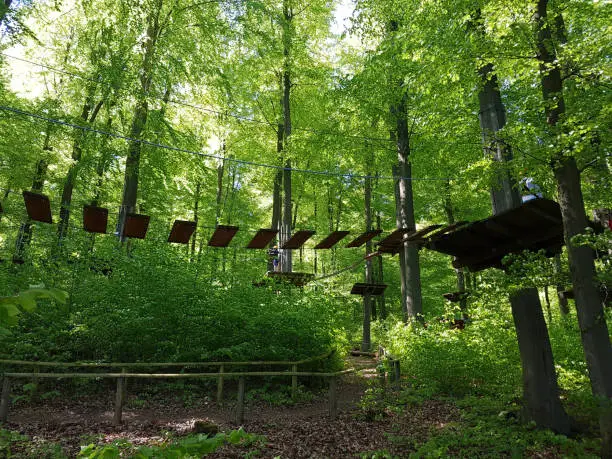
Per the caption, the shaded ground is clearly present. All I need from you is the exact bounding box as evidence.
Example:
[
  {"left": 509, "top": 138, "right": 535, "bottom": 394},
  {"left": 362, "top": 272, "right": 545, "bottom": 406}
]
[{"left": 2, "top": 356, "right": 462, "bottom": 457}]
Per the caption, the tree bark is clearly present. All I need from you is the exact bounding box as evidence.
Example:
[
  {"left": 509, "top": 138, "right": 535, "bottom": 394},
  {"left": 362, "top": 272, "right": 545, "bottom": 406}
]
[
  {"left": 375, "top": 213, "right": 387, "bottom": 319},
  {"left": 117, "top": 7, "right": 161, "bottom": 240},
  {"left": 475, "top": 18, "right": 570, "bottom": 433},
  {"left": 391, "top": 94, "right": 422, "bottom": 322},
  {"left": 534, "top": 1, "right": 612, "bottom": 451},
  {"left": 0, "top": 0, "right": 12, "bottom": 25},
  {"left": 554, "top": 254, "right": 570, "bottom": 315},
  {"left": 362, "top": 162, "right": 373, "bottom": 352},
  {"left": 191, "top": 181, "right": 201, "bottom": 262},
  {"left": 57, "top": 97, "right": 103, "bottom": 245},
  {"left": 444, "top": 180, "right": 468, "bottom": 317},
  {"left": 511, "top": 288, "right": 572, "bottom": 433}
]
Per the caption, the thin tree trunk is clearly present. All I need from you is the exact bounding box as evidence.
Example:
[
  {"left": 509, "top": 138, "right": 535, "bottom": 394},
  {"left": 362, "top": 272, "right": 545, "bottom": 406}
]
[
  {"left": 362, "top": 159, "right": 373, "bottom": 352},
  {"left": 14, "top": 133, "right": 51, "bottom": 263},
  {"left": 269, "top": 121, "right": 283, "bottom": 272},
  {"left": 376, "top": 213, "right": 387, "bottom": 319},
  {"left": 191, "top": 181, "right": 201, "bottom": 262},
  {"left": 444, "top": 180, "right": 468, "bottom": 318},
  {"left": 554, "top": 254, "right": 570, "bottom": 315},
  {"left": 57, "top": 97, "right": 103, "bottom": 245},
  {"left": 117, "top": 8, "right": 160, "bottom": 240},
  {"left": 535, "top": 1, "right": 612, "bottom": 451}
]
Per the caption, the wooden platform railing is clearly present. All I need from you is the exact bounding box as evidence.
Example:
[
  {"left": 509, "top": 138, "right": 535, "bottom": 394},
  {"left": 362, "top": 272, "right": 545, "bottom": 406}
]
[{"left": 0, "top": 352, "right": 354, "bottom": 424}]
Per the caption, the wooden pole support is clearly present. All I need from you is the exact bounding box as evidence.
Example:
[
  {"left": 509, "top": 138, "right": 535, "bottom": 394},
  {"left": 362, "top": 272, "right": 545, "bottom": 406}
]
[
  {"left": 113, "top": 369, "right": 126, "bottom": 426},
  {"left": 236, "top": 376, "right": 245, "bottom": 424},
  {"left": 328, "top": 376, "right": 338, "bottom": 419},
  {"left": 32, "top": 367, "right": 40, "bottom": 402},
  {"left": 291, "top": 364, "right": 298, "bottom": 399},
  {"left": 217, "top": 364, "right": 224, "bottom": 405},
  {"left": 393, "top": 359, "right": 401, "bottom": 385},
  {"left": 0, "top": 377, "right": 10, "bottom": 423}
]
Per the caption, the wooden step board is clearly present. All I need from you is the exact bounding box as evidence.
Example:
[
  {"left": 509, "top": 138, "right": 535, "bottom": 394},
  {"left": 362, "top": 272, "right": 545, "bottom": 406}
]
[
  {"left": 265, "top": 271, "right": 315, "bottom": 287},
  {"left": 23, "top": 191, "right": 52, "bottom": 223},
  {"left": 314, "top": 231, "right": 350, "bottom": 249},
  {"left": 350, "top": 283, "right": 387, "bottom": 296},
  {"left": 83, "top": 205, "right": 108, "bottom": 234},
  {"left": 123, "top": 213, "right": 150, "bottom": 239},
  {"left": 168, "top": 220, "right": 196, "bottom": 244},
  {"left": 280, "top": 230, "right": 315, "bottom": 250},
  {"left": 346, "top": 230, "right": 382, "bottom": 248},
  {"left": 246, "top": 229, "right": 278, "bottom": 249},
  {"left": 208, "top": 225, "right": 239, "bottom": 247}
]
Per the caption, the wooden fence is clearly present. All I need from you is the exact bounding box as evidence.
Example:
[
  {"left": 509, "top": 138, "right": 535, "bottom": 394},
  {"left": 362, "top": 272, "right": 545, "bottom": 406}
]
[{"left": 0, "top": 352, "right": 354, "bottom": 425}]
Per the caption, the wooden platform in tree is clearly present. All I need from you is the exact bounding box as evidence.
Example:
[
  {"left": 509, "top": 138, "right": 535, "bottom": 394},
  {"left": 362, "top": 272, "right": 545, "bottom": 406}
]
[
  {"left": 350, "top": 283, "right": 387, "bottom": 296},
  {"left": 265, "top": 271, "right": 315, "bottom": 287},
  {"left": 83, "top": 205, "right": 108, "bottom": 234},
  {"left": 346, "top": 230, "right": 382, "bottom": 248},
  {"left": 168, "top": 220, "right": 196, "bottom": 244},
  {"left": 208, "top": 225, "right": 239, "bottom": 247},
  {"left": 23, "top": 191, "right": 52, "bottom": 223},
  {"left": 378, "top": 225, "right": 443, "bottom": 254},
  {"left": 246, "top": 229, "right": 278, "bottom": 249},
  {"left": 314, "top": 231, "right": 350, "bottom": 249},
  {"left": 123, "top": 213, "right": 150, "bottom": 239},
  {"left": 426, "top": 199, "right": 564, "bottom": 272},
  {"left": 280, "top": 230, "right": 315, "bottom": 250}
]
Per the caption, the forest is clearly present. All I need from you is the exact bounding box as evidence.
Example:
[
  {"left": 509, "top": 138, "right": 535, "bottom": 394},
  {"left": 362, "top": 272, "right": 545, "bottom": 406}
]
[{"left": 0, "top": 0, "right": 610, "bottom": 457}]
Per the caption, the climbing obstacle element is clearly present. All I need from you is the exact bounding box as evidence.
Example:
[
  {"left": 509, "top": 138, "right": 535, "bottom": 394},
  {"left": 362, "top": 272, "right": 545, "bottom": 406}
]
[
  {"left": 208, "top": 225, "right": 239, "bottom": 247},
  {"left": 83, "top": 205, "right": 108, "bottom": 233},
  {"left": 265, "top": 271, "right": 315, "bottom": 287},
  {"left": 377, "top": 225, "right": 442, "bottom": 254},
  {"left": 246, "top": 229, "right": 278, "bottom": 249},
  {"left": 314, "top": 231, "right": 350, "bottom": 249},
  {"left": 350, "top": 283, "right": 388, "bottom": 296},
  {"left": 22, "top": 191, "right": 52, "bottom": 223},
  {"left": 168, "top": 220, "right": 196, "bottom": 244},
  {"left": 346, "top": 229, "right": 382, "bottom": 248},
  {"left": 122, "top": 213, "right": 150, "bottom": 239},
  {"left": 280, "top": 230, "right": 315, "bottom": 249},
  {"left": 426, "top": 199, "right": 564, "bottom": 272}
]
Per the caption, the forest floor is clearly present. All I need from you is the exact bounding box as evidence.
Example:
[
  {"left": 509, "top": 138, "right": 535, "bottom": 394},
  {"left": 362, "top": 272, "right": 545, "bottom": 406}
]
[{"left": 1, "top": 355, "right": 463, "bottom": 458}]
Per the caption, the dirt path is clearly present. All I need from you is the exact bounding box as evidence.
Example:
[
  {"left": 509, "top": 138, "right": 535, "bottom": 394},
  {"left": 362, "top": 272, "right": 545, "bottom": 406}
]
[{"left": 3, "top": 356, "right": 460, "bottom": 457}]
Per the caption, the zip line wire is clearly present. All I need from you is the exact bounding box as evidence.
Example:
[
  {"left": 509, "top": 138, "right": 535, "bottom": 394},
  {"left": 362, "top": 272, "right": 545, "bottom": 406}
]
[
  {"left": 1, "top": 52, "right": 393, "bottom": 144},
  {"left": 0, "top": 104, "right": 457, "bottom": 182}
]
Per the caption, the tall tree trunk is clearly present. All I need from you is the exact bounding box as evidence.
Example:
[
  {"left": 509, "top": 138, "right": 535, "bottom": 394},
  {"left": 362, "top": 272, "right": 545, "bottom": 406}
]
[
  {"left": 279, "top": 0, "right": 293, "bottom": 273},
  {"left": 13, "top": 132, "right": 51, "bottom": 263},
  {"left": 57, "top": 96, "right": 103, "bottom": 245},
  {"left": 391, "top": 93, "right": 422, "bottom": 322},
  {"left": 554, "top": 254, "right": 570, "bottom": 315},
  {"left": 535, "top": 1, "right": 612, "bottom": 451},
  {"left": 362, "top": 159, "right": 373, "bottom": 352},
  {"left": 375, "top": 213, "right": 387, "bottom": 319},
  {"left": 476, "top": 21, "right": 570, "bottom": 433},
  {"left": 117, "top": 8, "right": 160, "bottom": 240},
  {"left": 191, "top": 181, "right": 201, "bottom": 262},
  {"left": 269, "top": 123, "right": 283, "bottom": 272}
]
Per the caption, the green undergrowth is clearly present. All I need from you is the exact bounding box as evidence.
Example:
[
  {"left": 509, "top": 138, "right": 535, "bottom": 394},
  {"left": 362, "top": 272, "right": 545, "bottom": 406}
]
[
  {"left": 358, "top": 388, "right": 601, "bottom": 458},
  {"left": 0, "top": 427, "right": 265, "bottom": 458}
]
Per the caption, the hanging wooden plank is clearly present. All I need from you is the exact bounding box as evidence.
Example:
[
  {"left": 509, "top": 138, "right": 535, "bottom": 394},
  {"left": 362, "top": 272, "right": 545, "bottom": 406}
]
[
  {"left": 350, "top": 283, "right": 387, "bottom": 296},
  {"left": 122, "top": 213, "right": 150, "bottom": 239},
  {"left": 377, "top": 228, "right": 415, "bottom": 254},
  {"left": 346, "top": 230, "right": 382, "bottom": 248},
  {"left": 280, "top": 230, "right": 315, "bottom": 250},
  {"left": 405, "top": 224, "right": 444, "bottom": 241},
  {"left": 265, "top": 271, "right": 314, "bottom": 287},
  {"left": 314, "top": 231, "right": 350, "bottom": 250},
  {"left": 83, "top": 205, "right": 108, "bottom": 234},
  {"left": 208, "top": 225, "right": 239, "bottom": 247},
  {"left": 22, "top": 191, "right": 52, "bottom": 223},
  {"left": 168, "top": 220, "right": 196, "bottom": 244},
  {"left": 246, "top": 229, "right": 278, "bottom": 249}
]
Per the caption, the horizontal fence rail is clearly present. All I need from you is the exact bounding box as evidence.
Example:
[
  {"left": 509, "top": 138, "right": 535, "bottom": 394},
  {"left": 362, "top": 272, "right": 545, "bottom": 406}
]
[{"left": 0, "top": 351, "right": 354, "bottom": 424}]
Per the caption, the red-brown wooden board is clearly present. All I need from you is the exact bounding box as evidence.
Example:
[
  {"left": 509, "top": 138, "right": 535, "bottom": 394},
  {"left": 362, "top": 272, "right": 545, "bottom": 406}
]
[
  {"left": 346, "top": 230, "right": 382, "bottom": 248},
  {"left": 280, "top": 230, "right": 315, "bottom": 249},
  {"left": 350, "top": 283, "right": 388, "bottom": 296},
  {"left": 246, "top": 229, "right": 278, "bottom": 249},
  {"left": 123, "top": 213, "right": 150, "bottom": 239},
  {"left": 314, "top": 231, "right": 350, "bottom": 249},
  {"left": 168, "top": 220, "right": 196, "bottom": 244},
  {"left": 23, "top": 191, "right": 52, "bottom": 223},
  {"left": 83, "top": 205, "right": 108, "bottom": 234},
  {"left": 377, "top": 228, "right": 415, "bottom": 253},
  {"left": 208, "top": 225, "right": 239, "bottom": 247}
]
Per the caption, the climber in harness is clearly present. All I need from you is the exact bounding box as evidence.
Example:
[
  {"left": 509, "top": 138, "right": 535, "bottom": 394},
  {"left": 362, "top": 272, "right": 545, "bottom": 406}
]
[{"left": 520, "top": 176, "right": 543, "bottom": 203}]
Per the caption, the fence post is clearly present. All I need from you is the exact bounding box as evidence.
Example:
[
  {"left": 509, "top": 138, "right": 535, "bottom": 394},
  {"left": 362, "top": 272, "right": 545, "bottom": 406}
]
[
  {"left": 236, "top": 376, "right": 245, "bottom": 424},
  {"left": 114, "top": 369, "right": 126, "bottom": 426},
  {"left": 328, "top": 376, "right": 337, "bottom": 419},
  {"left": 393, "top": 359, "right": 401, "bottom": 386},
  {"left": 32, "top": 367, "right": 40, "bottom": 402},
  {"left": 217, "top": 364, "right": 224, "bottom": 405},
  {"left": 291, "top": 364, "right": 298, "bottom": 400},
  {"left": 0, "top": 377, "right": 10, "bottom": 423}
]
